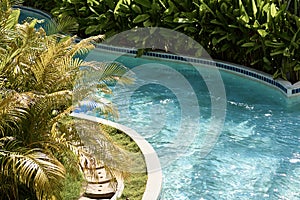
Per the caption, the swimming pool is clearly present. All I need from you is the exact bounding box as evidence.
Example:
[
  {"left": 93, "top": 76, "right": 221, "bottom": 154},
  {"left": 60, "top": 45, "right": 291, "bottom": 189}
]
[
  {"left": 13, "top": 6, "right": 53, "bottom": 31},
  {"left": 17, "top": 7, "right": 300, "bottom": 199},
  {"left": 83, "top": 47, "right": 300, "bottom": 200}
]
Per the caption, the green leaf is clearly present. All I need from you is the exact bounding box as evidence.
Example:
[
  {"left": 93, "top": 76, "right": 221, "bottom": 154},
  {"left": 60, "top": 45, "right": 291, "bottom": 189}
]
[
  {"left": 291, "top": 29, "right": 300, "bottom": 44},
  {"left": 114, "top": 0, "right": 124, "bottom": 15},
  {"left": 216, "top": 35, "right": 227, "bottom": 45},
  {"left": 220, "top": 2, "right": 228, "bottom": 13},
  {"left": 253, "top": 20, "right": 260, "bottom": 28},
  {"left": 210, "top": 19, "right": 224, "bottom": 26},
  {"left": 216, "top": 10, "right": 226, "bottom": 24},
  {"left": 131, "top": 4, "right": 142, "bottom": 14},
  {"left": 173, "top": 24, "right": 189, "bottom": 31},
  {"left": 212, "top": 37, "right": 218, "bottom": 46},
  {"left": 241, "top": 42, "right": 255, "bottom": 47},
  {"left": 119, "top": 4, "right": 130, "bottom": 11},
  {"left": 250, "top": 59, "right": 260, "bottom": 65},
  {"left": 158, "top": 0, "right": 166, "bottom": 9},
  {"left": 164, "top": 0, "right": 176, "bottom": 15},
  {"left": 151, "top": 1, "right": 161, "bottom": 11},
  {"left": 135, "top": 0, "right": 152, "bottom": 8},
  {"left": 173, "top": 17, "right": 196, "bottom": 23},
  {"left": 87, "top": 0, "right": 100, "bottom": 6},
  {"left": 164, "top": 7, "right": 173, "bottom": 15},
  {"left": 29, "top": 19, "right": 38, "bottom": 29},
  {"left": 228, "top": 24, "right": 240, "bottom": 29},
  {"left": 291, "top": 41, "right": 299, "bottom": 49},
  {"left": 136, "top": 49, "right": 145, "bottom": 57},
  {"left": 163, "top": 16, "right": 173, "bottom": 23},
  {"left": 239, "top": 0, "right": 249, "bottom": 23},
  {"left": 273, "top": 69, "right": 281, "bottom": 79},
  {"left": 264, "top": 40, "right": 285, "bottom": 47},
  {"left": 283, "top": 47, "right": 291, "bottom": 57},
  {"left": 197, "top": 0, "right": 215, "bottom": 17},
  {"left": 263, "top": 3, "right": 270, "bottom": 13},
  {"left": 257, "top": 29, "right": 268, "bottom": 37},
  {"left": 211, "top": 30, "right": 226, "bottom": 35},
  {"left": 5, "top": 9, "right": 20, "bottom": 29},
  {"left": 263, "top": 57, "right": 271, "bottom": 65},
  {"left": 270, "top": 50, "right": 284, "bottom": 56},
  {"left": 133, "top": 14, "right": 150, "bottom": 23},
  {"left": 294, "top": 63, "right": 300, "bottom": 71},
  {"left": 240, "top": 15, "right": 249, "bottom": 23},
  {"left": 270, "top": 3, "right": 277, "bottom": 18},
  {"left": 221, "top": 43, "right": 231, "bottom": 51},
  {"left": 143, "top": 19, "right": 153, "bottom": 27},
  {"left": 273, "top": 69, "right": 287, "bottom": 80},
  {"left": 252, "top": 0, "right": 257, "bottom": 18},
  {"left": 88, "top": 5, "right": 100, "bottom": 16},
  {"left": 85, "top": 25, "right": 99, "bottom": 35},
  {"left": 184, "top": 26, "right": 198, "bottom": 33}
]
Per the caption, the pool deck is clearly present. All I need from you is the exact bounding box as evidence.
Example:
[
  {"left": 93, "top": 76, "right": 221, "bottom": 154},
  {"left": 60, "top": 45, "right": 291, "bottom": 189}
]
[{"left": 71, "top": 112, "right": 163, "bottom": 200}]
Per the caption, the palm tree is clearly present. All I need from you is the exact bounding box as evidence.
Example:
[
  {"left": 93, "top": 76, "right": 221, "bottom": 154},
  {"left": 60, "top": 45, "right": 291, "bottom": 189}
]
[
  {"left": 0, "top": 1, "right": 134, "bottom": 199},
  {"left": 0, "top": 136, "right": 66, "bottom": 200}
]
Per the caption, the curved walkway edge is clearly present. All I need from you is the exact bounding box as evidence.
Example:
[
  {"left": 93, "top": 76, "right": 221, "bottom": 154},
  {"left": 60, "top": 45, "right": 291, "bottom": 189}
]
[{"left": 70, "top": 112, "right": 163, "bottom": 200}]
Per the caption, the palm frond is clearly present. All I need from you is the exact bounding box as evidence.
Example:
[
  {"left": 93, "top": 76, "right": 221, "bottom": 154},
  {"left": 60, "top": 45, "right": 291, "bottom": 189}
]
[
  {"left": 78, "top": 99, "right": 118, "bottom": 118},
  {"left": 30, "top": 42, "right": 81, "bottom": 93},
  {"left": 34, "top": 90, "right": 73, "bottom": 114},
  {"left": 0, "top": 137, "right": 65, "bottom": 200},
  {"left": 0, "top": 91, "right": 31, "bottom": 137},
  {"left": 73, "top": 61, "right": 134, "bottom": 117},
  {"left": 17, "top": 91, "right": 73, "bottom": 144},
  {"left": 0, "top": 2, "right": 133, "bottom": 197},
  {"left": 81, "top": 61, "right": 134, "bottom": 86},
  {"left": 46, "top": 15, "right": 79, "bottom": 35},
  {"left": 0, "top": 90, "right": 72, "bottom": 143},
  {"left": 73, "top": 119, "right": 145, "bottom": 173}
]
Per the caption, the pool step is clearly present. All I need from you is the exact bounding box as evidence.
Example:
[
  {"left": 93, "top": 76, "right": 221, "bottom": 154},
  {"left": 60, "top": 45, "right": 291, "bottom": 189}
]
[
  {"left": 83, "top": 182, "right": 116, "bottom": 199},
  {"left": 79, "top": 154, "right": 117, "bottom": 200},
  {"left": 85, "top": 167, "right": 115, "bottom": 184}
]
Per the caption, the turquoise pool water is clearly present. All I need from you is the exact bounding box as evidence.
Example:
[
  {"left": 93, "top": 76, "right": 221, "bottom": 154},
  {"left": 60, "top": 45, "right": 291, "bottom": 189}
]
[
  {"left": 14, "top": 6, "right": 54, "bottom": 31},
  {"left": 84, "top": 49, "right": 300, "bottom": 200},
  {"left": 19, "top": 6, "right": 300, "bottom": 200}
]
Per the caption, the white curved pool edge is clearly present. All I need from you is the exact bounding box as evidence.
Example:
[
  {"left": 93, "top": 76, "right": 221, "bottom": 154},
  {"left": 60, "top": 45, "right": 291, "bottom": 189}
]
[
  {"left": 94, "top": 44, "right": 300, "bottom": 98},
  {"left": 70, "top": 112, "right": 163, "bottom": 200},
  {"left": 213, "top": 59, "right": 294, "bottom": 95}
]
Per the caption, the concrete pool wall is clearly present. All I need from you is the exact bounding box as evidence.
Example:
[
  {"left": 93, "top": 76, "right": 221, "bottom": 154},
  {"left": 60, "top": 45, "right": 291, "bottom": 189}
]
[{"left": 94, "top": 43, "right": 300, "bottom": 98}]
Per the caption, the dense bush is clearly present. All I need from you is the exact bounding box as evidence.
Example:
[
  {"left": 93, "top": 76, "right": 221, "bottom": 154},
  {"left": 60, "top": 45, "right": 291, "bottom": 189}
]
[
  {"left": 22, "top": 0, "right": 57, "bottom": 13},
  {"left": 0, "top": 1, "right": 133, "bottom": 199},
  {"left": 28, "top": 0, "right": 300, "bottom": 83},
  {"left": 197, "top": 0, "right": 300, "bottom": 82}
]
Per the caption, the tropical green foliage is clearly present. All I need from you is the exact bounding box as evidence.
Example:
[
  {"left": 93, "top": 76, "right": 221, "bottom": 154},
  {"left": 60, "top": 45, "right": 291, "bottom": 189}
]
[
  {"left": 22, "top": 0, "right": 57, "bottom": 13},
  {"left": 50, "top": 0, "right": 199, "bottom": 38},
  {"left": 0, "top": 1, "right": 133, "bottom": 199},
  {"left": 196, "top": 0, "right": 300, "bottom": 82},
  {"left": 42, "top": 0, "right": 300, "bottom": 83}
]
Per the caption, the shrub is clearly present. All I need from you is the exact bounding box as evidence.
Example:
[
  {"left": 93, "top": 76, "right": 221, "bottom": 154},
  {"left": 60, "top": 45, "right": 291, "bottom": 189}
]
[
  {"left": 46, "top": 0, "right": 300, "bottom": 83},
  {"left": 196, "top": 0, "right": 300, "bottom": 83},
  {"left": 0, "top": 1, "right": 133, "bottom": 199}
]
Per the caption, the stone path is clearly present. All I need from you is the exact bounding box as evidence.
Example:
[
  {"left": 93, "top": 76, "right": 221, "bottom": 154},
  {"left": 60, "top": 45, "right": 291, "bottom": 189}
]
[{"left": 78, "top": 156, "right": 118, "bottom": 200}]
